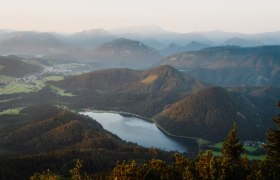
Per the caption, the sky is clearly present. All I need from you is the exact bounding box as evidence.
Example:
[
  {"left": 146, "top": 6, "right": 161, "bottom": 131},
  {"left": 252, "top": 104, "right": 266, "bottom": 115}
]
[{"left": 0, "top": 0, "right": 280, "bottom": 34}]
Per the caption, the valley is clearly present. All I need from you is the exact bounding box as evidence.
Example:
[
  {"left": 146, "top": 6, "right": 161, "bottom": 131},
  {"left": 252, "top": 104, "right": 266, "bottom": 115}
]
[
  {"left": 1, "top": 54, "right": 279, "bottom": 143},
  {"left": 1, "top": 0, "right": 280, "bottom": 178},
  {"left": 0, "top": 58, "right": 93, "bottom": 96},
  {"left": 0, "top": 29, "right": 279, "bottom": 179}
]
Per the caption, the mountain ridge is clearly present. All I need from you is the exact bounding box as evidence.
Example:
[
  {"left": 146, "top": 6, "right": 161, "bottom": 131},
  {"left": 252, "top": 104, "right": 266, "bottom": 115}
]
[
  {"left": 52, "top": 65, "right": 203, "bottom": 117},
  {"left": 158, "top": 45, "right": 280, "bottom": 86},
  {"left": 85, "top": 38, "right": 160, "bottom": 68}
]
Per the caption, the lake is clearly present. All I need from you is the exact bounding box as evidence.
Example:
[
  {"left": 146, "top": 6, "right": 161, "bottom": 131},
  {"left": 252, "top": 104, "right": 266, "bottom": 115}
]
[{"left": 81, "top": 111, "right": 197, "bottom": 153}]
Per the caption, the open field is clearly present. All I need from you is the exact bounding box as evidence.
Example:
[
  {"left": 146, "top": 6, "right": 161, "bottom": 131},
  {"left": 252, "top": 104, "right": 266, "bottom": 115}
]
[
  {"left": 0, "top": 75, "right": 65, "bottom": 95},
  {"left": 0, "top": 108, "right": 22, "bottom": 115},
  {"left": 50, "top": 85, "right": 75, "bottom": 97},
  {"left": 0, "top": 75, "right": 14, "bottom": 83},
  {"left": 0, "top": 97, "right": 21, "bottom": 103},
  {"left": 0, "top": 81, "right": 35, "bottom": 94},
  {"left": 209, "top": 141, "right": 265, "bottom": 160}
]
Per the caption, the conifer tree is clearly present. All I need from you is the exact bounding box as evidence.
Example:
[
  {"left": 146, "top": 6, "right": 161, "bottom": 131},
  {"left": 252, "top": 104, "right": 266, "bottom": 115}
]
[
  {"left": 195, "top": 150, "right": 214, "bottom": 179},
  {"left": 264, "top": 101, "right": 280, "bottom": 165},
  {"left": 221, "top": 122, "right": 245, "bottom": 179},
  {"left": 222, "top": 122, "right": 244, "bottom": 161}
]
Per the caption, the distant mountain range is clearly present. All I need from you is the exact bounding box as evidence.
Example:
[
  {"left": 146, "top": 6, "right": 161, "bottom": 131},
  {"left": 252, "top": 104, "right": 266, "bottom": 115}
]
[
  {"left": 223, "top": 37, "right": 263, "bottom": 47},
  {"left": 0, "top": 31, "right": 160, "bottom": 68},
  {"left": 1, "top": 27, "right": 280, "bottom": 67},
  {"left": 194, "top": 30, "right": 280, "bottom": 45},
  {"left": 0, "top": 31, "right": 65, "bottom": 55},
  {"left": 2, "top": 30, "right": 280, "bottom": 86},
  {"left": 159, "top": 41, "right": 211, "bottom": 56},
  {"left": 159, "top": 46, "right": 280, "bottom": 86},
  {"left": 109, "top": 26, "right": 280, "bottom": 48},
  {"left": 61, "top": 28, "right": 116, "bottom": 48},
  {"left": 110, "top": 26, "right": 213, "bottom": 49}
]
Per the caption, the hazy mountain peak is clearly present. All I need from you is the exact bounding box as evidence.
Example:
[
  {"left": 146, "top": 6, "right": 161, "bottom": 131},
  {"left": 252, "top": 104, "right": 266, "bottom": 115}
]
[
  {"left": 111, "top": 37, "right": 137, "bottom": 43},
  {"left": 86, "top": 38, "right": 160, "bottom": 69},
  {"left": 97, "top": 38, "right": 157, "bottom": 53},
  {"left": 159, "top": 41, "right": 211, "bottom": 56},
  {"left": 168, "top": 43, "right": 178, "bottom": 48},
  {"left": 224, "top": 37, "right": 263, "bottom": 47},
  {"left": 75, "top": 28, "right": 113, "bottom": 36},
  {"left": 110, "top": 25, "right": 167, "bottom": 35},
  {"left": 188, "top": 41, "right": 204, "bottom": 45}
]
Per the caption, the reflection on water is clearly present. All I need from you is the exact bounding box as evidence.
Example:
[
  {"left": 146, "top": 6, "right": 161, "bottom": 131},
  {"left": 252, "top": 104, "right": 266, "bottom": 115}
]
[{"left": 81, "top": 111, "right": 197, "bottom": 153}]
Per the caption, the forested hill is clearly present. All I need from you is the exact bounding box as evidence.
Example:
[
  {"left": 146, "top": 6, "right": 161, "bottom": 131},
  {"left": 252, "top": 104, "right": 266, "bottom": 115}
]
[
  {"left": 0, "top": 105, "right": 123, "bottom": 155},
  {"left": 24, "top": 110, "right": 280, "bottom": 179},
  {"left": 0, "top": 105, "right": 174, "bottom": 179},
  {"left": 0, "top": 55, "right": 42, "bottom": 77},
  {"left": 50, "top": 65, "right": 280, "bottom": 142},
  {"left": 52, "top": 65, "right": 203, "bottom": 117},
  {"left": 154, "top": 86, "right": 280, "bottom": 141},
  {"left": 57, "top": 65, "right": 200, "bottom": 93},
  {"left": 158, "top": 45, "right": 280, "bottom": 86}
]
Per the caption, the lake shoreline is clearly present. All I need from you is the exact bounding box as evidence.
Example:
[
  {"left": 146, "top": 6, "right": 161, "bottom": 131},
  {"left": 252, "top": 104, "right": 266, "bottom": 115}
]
[
  {"left": 80, "top": 109, "right": 210, "bottom": 154},
  {"left": 81, "top": 108, "right": 154, "bottom": 123},
  {"left": 81, "top": 108, "right": 210, "bottom": 146}
]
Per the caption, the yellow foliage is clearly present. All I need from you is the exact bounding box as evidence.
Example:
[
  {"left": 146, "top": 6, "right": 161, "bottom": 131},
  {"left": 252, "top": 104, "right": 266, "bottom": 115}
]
[
  {"left": 30, "top": 169, "right": 62, "bottom": 180},
  {"left": 141, "top": 75, "right": 158, "bottom": 84}
]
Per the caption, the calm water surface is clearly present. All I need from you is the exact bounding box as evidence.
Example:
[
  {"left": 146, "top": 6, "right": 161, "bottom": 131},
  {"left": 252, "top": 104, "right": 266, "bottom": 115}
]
[{"left": 81, "top": 111, "right": 197, "bottom": 152}]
